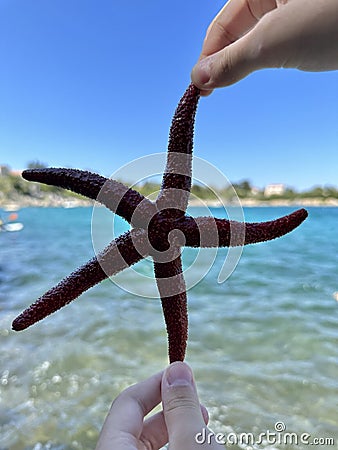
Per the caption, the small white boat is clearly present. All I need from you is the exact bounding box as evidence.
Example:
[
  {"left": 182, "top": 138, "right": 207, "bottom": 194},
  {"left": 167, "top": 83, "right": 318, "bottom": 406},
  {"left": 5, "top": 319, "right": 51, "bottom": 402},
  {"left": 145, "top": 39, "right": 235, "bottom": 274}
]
[
  {"left": 0, "top": 212, "right": 24, "bottom": 232},
  {"left": 3, "top": 222, "right": 24, "bottom": 232}
]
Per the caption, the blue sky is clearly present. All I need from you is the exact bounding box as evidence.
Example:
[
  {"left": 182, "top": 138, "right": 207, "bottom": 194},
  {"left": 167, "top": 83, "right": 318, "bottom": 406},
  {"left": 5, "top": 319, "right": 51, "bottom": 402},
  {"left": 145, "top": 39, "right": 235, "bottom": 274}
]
[{"left": 1, "top": 0, "right": 337, "bottom": 191}]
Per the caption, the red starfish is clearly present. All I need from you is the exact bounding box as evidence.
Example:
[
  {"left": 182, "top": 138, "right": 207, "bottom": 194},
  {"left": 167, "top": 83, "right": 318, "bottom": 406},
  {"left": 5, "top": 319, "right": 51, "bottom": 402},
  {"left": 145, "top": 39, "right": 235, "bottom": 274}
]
[{"left": 12, "top": 84, "right": 308, "bottom": 362}]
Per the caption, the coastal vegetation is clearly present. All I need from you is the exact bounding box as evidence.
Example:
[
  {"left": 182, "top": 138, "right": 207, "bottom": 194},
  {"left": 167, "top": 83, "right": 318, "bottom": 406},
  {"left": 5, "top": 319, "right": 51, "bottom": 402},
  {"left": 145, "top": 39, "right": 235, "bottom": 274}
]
[
  {"left": 0, "top": 163, "right": 88, "bottom": 207},
  {"left": 1, "top": 163, "right": 338, "bottom": 207}
]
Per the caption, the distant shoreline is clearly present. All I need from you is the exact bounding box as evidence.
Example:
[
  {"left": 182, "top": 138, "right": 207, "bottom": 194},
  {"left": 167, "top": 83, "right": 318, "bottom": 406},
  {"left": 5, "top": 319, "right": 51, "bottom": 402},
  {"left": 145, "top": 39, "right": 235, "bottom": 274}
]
[
  {"left": 1, "top": 168, "right": 338, "bottom": 210},
  {"left": 0, "top": 197, "right": 93, "bottom": 210},
  {"left": 188, "top": 197, "right": 338, "bottom": 208},
  {"left": 1, "top": 196, "right": 338, "bottom": 211}
]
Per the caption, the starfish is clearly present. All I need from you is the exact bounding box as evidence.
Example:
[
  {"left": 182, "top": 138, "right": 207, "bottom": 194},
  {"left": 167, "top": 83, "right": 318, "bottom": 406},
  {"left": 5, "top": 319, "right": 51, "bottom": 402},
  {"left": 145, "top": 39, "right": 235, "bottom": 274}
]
[{"left": 12, "top": 83, "right": 308, "bottom": 362}]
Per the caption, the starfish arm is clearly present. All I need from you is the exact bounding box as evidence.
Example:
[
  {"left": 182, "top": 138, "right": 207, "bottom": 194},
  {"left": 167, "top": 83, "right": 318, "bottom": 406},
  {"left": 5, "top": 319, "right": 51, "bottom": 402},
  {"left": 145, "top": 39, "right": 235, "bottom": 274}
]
[
  {"left": 240, "top": 208, "right": 308, "bottom": 245},
  {"left": 156, "top": 83, "right": 200, "bottom": 216},
  {"left": 179, "top": 208, "right": 308, "bottom": 247},
  {"left": 12, "top": 229, "right": 149, "bottom": 331},
  {"left": 154, "top": 254, "right": 188, "bottom": 363},
  {"left": 22, "top": 168, "right": 156, "bottom": 226}
]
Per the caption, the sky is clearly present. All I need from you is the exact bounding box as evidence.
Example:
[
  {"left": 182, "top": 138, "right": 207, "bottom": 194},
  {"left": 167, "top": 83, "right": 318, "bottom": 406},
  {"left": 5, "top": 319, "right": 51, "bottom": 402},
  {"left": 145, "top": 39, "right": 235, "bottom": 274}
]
[{"left": 0, "top": 0, "right": 337, "bottom": 191}]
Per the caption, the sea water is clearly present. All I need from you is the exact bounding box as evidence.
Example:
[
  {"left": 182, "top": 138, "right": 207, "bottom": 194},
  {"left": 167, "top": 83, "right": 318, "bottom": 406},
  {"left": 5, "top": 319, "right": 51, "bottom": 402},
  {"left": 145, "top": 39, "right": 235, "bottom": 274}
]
[{"left": 0, "top": 206, "right": 337, "bottom": 449}]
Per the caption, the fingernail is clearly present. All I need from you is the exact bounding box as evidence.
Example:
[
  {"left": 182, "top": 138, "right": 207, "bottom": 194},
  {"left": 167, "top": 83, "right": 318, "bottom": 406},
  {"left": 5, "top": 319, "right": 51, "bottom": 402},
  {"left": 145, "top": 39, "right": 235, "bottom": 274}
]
[
  {"left": 166, "top": 362, "right": 194, "bottom": 386},
  {"left": 192, "top": 59, "right": 211, "bottom": 86}
]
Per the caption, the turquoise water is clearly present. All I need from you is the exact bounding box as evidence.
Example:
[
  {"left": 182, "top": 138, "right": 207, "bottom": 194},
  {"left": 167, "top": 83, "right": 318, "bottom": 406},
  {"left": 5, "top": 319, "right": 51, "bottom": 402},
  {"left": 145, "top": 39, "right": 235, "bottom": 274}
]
[{"left": 0, "top": 206, "right": 337, "bottom": 449}]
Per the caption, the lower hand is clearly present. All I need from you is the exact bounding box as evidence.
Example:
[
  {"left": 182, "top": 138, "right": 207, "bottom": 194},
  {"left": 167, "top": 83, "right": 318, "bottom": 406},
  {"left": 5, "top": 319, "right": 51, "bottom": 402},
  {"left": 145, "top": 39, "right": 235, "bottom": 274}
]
[{"left": 95, "top": 361, "right": 223, "bottom": 450}]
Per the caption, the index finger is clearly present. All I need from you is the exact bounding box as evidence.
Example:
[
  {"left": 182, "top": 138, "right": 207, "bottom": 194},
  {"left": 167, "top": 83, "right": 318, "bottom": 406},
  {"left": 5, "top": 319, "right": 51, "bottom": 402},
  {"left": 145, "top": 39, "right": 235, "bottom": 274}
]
[
  {"left": 200, "top": 0, "right": 278, "bottom": 59},
  {"left": 96, "top": 371, "right": 163, "bottom": 450}
]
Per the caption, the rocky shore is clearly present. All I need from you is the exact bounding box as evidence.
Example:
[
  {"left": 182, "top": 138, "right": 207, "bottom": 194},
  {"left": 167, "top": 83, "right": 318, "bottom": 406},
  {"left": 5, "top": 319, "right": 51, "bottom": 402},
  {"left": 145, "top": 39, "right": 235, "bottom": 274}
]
[
  {"left": 187, "top": 196, "right": 338, "bottom": 208},
  {"left": 0, "top": 193, "right": 93, "bottom": 210},
  {"left": 1, "top": 193, "right": 338, "bottom": 210}
]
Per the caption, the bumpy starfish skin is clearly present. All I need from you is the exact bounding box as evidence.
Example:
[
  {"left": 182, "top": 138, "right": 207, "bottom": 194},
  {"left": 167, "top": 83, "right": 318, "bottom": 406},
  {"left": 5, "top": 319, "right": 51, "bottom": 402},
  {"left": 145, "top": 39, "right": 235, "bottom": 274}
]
[
  {"left": 22, "top": 168, "right": 156, "bottom": 227},
  {"left": 154, "top": 256, "right": 188, "bottom": 362},
  {"left": 12, "top": 83, "right": 308, "bottom": 362}
]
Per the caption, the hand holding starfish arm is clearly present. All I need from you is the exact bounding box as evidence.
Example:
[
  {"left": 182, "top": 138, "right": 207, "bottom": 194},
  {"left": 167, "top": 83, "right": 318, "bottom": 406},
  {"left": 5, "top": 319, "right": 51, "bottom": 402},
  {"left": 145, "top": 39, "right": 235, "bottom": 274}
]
[
  {"left": 191, "top": 0, "right": 338, "bottom": 93},
  {"left": 96, "top": 362, "right": 221, "bottom": 450},
  {"left": 12, "top": 84, "right": 307, "bottom": 363}
]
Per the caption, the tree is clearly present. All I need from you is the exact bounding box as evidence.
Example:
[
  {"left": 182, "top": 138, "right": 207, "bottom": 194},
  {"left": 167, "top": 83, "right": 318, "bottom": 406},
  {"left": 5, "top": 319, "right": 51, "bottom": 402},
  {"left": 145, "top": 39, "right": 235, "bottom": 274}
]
[
  {"left": 0, "top": 165, "right": 11, "bottom": 176},
  {"left": 27, "top": 160, "right": 48, "bottom": 169}
]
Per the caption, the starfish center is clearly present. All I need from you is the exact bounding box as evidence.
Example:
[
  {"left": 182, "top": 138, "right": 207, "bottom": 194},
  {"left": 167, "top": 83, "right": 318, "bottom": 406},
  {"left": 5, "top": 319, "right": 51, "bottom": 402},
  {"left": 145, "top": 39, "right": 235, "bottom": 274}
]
[{"left": 148, "top": 210, "right": 186, "bottom": 256}]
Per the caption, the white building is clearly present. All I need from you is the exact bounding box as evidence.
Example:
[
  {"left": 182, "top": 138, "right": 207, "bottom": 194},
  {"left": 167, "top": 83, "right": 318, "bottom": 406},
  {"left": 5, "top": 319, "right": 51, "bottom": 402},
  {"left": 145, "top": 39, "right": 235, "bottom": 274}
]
[{"left": 264, "top": 183, "right": 285, "bottom": 197}]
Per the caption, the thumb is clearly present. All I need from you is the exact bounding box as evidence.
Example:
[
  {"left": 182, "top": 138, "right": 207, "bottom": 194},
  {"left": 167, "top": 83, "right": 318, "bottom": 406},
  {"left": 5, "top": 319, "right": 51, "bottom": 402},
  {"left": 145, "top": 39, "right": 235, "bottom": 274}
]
[
  {"left": 161, "top": 362, "right": 206, "bottom": 447},
  {"left": 191, "top": 33, "right": 261, "bottom": 90}
]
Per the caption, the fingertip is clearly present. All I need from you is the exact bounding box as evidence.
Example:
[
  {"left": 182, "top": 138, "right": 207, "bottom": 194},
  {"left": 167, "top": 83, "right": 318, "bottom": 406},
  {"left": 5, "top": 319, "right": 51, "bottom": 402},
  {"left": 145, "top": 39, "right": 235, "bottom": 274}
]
[
  {"left": 191, "top": 61, "right": 211, "bottom": 85},
  {"left": 191, "top": 59, "right": 212, "bottom": 90},
  {"left": 164, "top": 361, "right": 194, "bottom": 387},
  {"left": 191, "top": 57, "right": 220, "bottom": 95},
  {"left": 201, "top": 404, "right": 209, "bottom": 425}
]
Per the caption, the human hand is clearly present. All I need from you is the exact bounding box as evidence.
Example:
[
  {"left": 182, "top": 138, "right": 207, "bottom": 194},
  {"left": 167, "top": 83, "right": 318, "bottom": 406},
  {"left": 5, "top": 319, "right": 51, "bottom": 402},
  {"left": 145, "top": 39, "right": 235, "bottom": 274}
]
[
  {"left": 191, "top": 0, "right": 338, "bottom": 94},
  {"left": 95, "top": 361, "right": 223, "bottom": 450}
]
